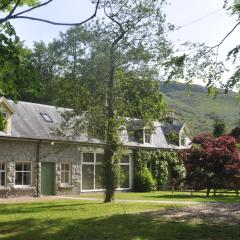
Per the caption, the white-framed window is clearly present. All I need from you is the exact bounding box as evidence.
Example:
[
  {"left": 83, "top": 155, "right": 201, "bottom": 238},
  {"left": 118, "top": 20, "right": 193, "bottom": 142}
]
[
  {"left": 15, "top": 162, "right": 31, "bottom": 186},
  {"left": 144, "top": 129, "right": 151, "bottom": 144},
  {"left": 61, "top": 163, "right": 71, "bottom": 185},
  {"left": 180, "top": 136, "right": 186, "bottom": 146},
  {"left": 82, "top": 152, "right": 104, "bottom": 191},
  {"left": 0, "top": 162, "right": 6, "bottom": 187},
  {"left": 81, "top": 152, "right": 132, "bottom": 191},
  {"left": 118, "top": 155, "right": 131, "bottom": 189}
]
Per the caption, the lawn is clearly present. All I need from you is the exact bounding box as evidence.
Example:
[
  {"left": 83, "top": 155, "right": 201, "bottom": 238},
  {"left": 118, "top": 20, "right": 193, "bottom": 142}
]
[
  {"left": 0, "top": 198, "right": 240, "bottom": 240},
  {"left": 77, "top": 190, "right": 240, "bottom": 203}
]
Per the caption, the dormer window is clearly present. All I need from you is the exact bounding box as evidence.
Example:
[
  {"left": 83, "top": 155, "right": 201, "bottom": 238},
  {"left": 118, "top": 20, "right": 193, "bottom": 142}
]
[
  {"left": 144, "top": 129, "right": 151, "bottom": 144},
  {"left": 128, "top": 128, "right": 152, "bottom": 144},
  {"left": 179, "top": 126, "right": 190, "bottom": 147},
  {"left": 0, "top": 97, "right": 14, "bottom": 135},
  {"left": 128, "top": 129, "right": 143, "bottom": 143}
]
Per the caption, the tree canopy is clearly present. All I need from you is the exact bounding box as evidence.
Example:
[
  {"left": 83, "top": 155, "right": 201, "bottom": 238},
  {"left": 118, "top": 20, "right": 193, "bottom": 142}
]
[
  {"left": 0, "top": 0, "right": 101, "bottom": 98},
  {"left": 183, "top": 132, "right": 240, "bottom": 196}
]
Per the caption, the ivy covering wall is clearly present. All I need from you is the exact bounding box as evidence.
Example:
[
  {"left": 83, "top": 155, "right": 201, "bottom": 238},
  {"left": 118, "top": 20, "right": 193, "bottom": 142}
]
[
  {"left": 133, "top": 149, "right": 186, "bottom": 192},
  {"left": 0, "top": 111, "right": 7, "bottom": 132}
]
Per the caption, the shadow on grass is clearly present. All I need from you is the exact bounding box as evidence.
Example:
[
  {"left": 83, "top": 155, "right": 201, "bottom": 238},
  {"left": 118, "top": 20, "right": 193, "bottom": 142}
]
[
  {"left": 0, "top": 202, "right": 99, "bottom": 215},
  {"left": 0, "top": 211, "right": 240, "bottom": 240}
]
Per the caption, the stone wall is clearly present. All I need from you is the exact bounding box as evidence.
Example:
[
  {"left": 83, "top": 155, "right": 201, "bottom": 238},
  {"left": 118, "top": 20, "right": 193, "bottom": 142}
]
[
  {"left": 0, "top": 140, "right": 37, "bottom": 197},
  {"left": 0, "top": 139, "right": 134, "bottom": 197},
  {"left": 40, "top": 142, "right": 82, "bottom": 195},
  {"left": 0, "top": 139, "right": 83, "bottom": 197}
]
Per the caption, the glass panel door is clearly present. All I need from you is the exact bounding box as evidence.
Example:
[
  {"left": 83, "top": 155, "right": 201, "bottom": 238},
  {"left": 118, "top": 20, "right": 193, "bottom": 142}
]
[
  {"left": 82, "top": 165, "right": 94, "bottom": 190},
  {"left": 119, "top": 165, "right": 130, "bottom": 189},
  {"left": 95, "top": 164, "right": 103, "bottom": 189}
]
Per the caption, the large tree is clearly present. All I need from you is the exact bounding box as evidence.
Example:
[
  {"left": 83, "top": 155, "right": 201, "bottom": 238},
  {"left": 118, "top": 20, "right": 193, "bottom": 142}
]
[
  {"left": 183, "top": 133, "right": 240, "bottom": 196},
  {"left": 37, "top": 0, "right": 176, "bottom": 202},
  {"left": 82, "top": 0, "right": 172, "bottom": 203}
]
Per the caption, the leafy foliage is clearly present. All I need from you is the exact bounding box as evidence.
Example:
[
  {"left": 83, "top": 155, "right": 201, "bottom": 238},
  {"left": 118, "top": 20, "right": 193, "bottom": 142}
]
[
  {"left": 134, "top": 167, "right": 156, "bottom": 192},
  {"left": 231, "top": 126, "right": 240, "bottom": 139},
  {"left": 134, "top": 150, "right": 186, "bottom": 191},
  {"left": 0, "top": 0, "right": 101, "bottom": 99},
  {"left": 166, "top": 130, "right": 179, "bottom": 145},
  {"left": 0, "top": 22, "right": 20, "bottom": 97},
  {"left": 0, "top": 111, "right": 7, "bottom": 131},
  {"left": 0, "top": 0, "right": 42, "bottom": 98},
  {"left": 183, "top": 133, "right": 240, "bottom": 196},
  {"left": 212, "top": 117, "right": 226, "bottom": 137},
  {"left": 0, "top": 0, "right": 39, "bottom": 12}
]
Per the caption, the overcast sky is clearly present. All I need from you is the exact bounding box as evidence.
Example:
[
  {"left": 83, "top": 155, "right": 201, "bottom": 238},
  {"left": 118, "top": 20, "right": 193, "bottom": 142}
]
[{"left": 10, "top": 0, "right": 240, "bottom": 83}]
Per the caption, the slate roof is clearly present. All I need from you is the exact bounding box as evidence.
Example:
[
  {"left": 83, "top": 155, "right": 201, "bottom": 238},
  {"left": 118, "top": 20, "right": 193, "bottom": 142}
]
[
  {"left": 162, "top": 123, "right": 185, "bottom": 135},
  {"left": 0, "top": 99, "right": 188, "bottom": 149},
  {"left": 3, "top": 100, "right": 92, "bottom": 143}
]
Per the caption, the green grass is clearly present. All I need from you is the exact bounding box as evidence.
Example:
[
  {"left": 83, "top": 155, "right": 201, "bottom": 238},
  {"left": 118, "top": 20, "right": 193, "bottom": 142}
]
[
  {"left": 0, "top": 199, "right": 240, "bottom": 240},
  {"left": 78, "top": 190, "right": 240, "bottom": 203}
]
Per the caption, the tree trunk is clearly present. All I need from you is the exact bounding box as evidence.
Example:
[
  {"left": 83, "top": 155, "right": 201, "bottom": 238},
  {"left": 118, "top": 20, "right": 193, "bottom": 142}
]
[
  {"left": 213, "top": 188, "right": 216, "bottom": 197},
  {"left": 104, "top": 119, "right": 119, "bottom": 203},
  {"left": 104, "top": 143, "right": 117, "bottom": 202},
  {"left": 103, "top": 25, "right": 127, "bottom": 203},
  {"left": 104, "top": 45, "right": 118, "bottom": 203},
  {"left": 206, "top": 187, "right": 210, "bottom": 197}
]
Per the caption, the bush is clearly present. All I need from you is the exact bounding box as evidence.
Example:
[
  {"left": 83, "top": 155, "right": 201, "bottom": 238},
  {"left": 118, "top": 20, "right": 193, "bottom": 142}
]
[{"left": 134, "top": 167, "right": 156, "bottom": 192}]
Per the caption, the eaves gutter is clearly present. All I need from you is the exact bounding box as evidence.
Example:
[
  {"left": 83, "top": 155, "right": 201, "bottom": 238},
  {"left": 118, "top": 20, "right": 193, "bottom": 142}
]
[
  {"left": 126, "top": 144, "right": 177, "bottom": 151},
  {"left": 0, "top": 135, "right": 105, "bottom": 147},
  {"left": 0, "top": 135, "right": 189, "bottom": 151}
]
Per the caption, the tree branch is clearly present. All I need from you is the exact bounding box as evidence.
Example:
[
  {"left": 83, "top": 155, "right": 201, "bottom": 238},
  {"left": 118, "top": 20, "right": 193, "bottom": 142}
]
[
  {"left": 104, "top": 1, "right": 124, "bottom": 33},
  {"left": 14, "top": 0, "right": 54, "bottom": 17},
  {"left": 11, "top": 14, "right": 91, "bottom": 26},
  {"left": 0, "top": 0, "right": 21, "bottom": 24},
  {"left": 0, "top": 0, "right": 101, "bottom": 26},
  {"left": 207, "top": 21, "right": 240, "bottom": 53},
  {"left": 8, "top": 0, "right": 21, "bottom": 17}
]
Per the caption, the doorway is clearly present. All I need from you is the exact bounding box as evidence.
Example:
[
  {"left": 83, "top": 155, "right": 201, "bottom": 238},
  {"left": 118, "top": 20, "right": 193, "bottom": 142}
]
[{"left": 41, "top": 162, "right": 55, "bottom": 195}]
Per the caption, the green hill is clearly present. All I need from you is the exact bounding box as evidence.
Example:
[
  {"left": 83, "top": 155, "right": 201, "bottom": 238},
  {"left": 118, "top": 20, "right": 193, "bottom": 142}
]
[{"left": 160, "top": 82, "right": 240, "bottom": 135}]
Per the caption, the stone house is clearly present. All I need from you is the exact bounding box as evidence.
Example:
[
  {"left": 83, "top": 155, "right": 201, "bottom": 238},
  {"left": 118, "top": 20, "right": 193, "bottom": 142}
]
[{"left": 0, "top": 97, "right": 190, "bottom": 197}]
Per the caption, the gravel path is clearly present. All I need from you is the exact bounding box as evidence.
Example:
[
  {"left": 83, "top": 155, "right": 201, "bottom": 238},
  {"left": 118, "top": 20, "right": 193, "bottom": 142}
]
[{"left": 145, "top": 203, "right": 240, "bottom": 225}]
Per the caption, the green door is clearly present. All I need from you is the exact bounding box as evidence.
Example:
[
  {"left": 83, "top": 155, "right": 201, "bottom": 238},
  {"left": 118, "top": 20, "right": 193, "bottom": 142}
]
[{"left": 41, "top": 162, "right": 55, "bottom": 195}]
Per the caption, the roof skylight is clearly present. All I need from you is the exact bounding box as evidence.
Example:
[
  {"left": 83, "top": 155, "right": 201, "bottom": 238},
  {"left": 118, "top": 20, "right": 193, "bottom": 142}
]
[{"left": 40, "top": 113, "right": 53, "bottom": 123}]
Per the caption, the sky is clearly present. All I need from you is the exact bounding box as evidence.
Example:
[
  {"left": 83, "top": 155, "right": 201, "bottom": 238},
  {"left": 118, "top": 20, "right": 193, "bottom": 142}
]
[{"left": 9, "top": 0, "right": 240, "bottom": 83}]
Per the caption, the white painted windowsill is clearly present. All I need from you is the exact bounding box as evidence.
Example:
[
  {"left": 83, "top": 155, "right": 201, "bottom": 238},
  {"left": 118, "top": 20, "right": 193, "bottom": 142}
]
[
  {"left": 0, "top": 187, "right": 10, "bottom": 191},
  {"left": 59, "top": 184, "right": 73, "bottom": 189},
  {"left": 13, "top": 186, "right": 35, "bottom": 190}
]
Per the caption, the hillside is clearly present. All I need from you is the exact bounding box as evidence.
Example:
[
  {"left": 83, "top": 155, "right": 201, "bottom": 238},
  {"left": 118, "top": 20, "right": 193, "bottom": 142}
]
[{"left": 160, "top": 82, "right": 240, "bottom": 135}]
